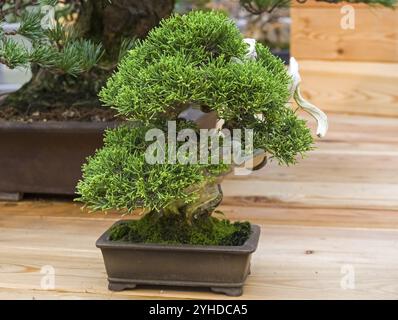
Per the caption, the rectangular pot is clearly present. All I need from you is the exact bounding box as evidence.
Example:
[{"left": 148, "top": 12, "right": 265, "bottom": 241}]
[
  {"left": 96, "top": 221, "right": 261, "bottom": 297},
  {"left": 0, "top": 121, "right": 116, "bottom": 199}
]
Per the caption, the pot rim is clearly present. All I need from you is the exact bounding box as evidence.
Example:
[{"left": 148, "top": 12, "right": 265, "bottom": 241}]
[
  {"left": 0, "top": 120, "right": 119, "bottom": 133},
  {"left": 96, "top": 220, "right": 261, "bottom": 254}
]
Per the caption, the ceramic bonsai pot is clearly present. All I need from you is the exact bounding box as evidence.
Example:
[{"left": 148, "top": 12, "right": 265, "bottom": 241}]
[
  {"left": 0, "top": 121, "right": 116, "bottom": 200},
  {"left": 96, "top": 221, "right": 261, "bottom": 297}
]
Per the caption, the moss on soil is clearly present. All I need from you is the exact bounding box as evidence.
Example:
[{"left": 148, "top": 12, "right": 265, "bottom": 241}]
[{"left": 109, "top": 213, "right": 252, "bottom": 246}]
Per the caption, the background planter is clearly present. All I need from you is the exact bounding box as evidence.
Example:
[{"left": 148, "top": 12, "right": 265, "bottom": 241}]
[
  {"left": 0, "top": 121, "right": 116, "bottom": 200},
  {"left": 97, "top": 221, "right": 261, "bottom": 297}
]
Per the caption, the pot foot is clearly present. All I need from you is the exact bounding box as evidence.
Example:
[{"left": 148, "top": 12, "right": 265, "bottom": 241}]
[
  {"left": 211, "top": 287, "right": 243, "bottom": 297},
  {"left": 108, "top": 282, "right": 136, "bottom": 292},
  {"left": 0, "top": 192, "right": 23, "bottom": 201}
]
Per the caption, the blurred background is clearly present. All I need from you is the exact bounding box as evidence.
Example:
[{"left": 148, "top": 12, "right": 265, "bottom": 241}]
[
  {"left": 2, "top": 0, "right": 396, "bottom": 117},
  {"left": 0, "top": 0, "right": 291, "bottom": 94}
]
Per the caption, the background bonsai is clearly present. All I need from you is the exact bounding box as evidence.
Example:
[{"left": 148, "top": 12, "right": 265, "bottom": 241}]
[
  {"left": 76, "top": 11, "right": 314, "bottom": 246},
  {"left": 0, "top": 0, "right": 175, "bottom": 120}
]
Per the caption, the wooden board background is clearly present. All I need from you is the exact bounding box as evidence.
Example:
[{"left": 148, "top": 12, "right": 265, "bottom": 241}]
[
  {"left": 290, "top": 1, "right": 398, "bottom": 116},
  {"left": 291, "top": 1, "right": 398, "bottom": 63}
]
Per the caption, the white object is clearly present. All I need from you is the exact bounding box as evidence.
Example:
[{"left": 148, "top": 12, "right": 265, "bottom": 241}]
[
  {"left": 288, "top": 57, "right": 302, "bottom": 99},
  {"left": 215, "top": 119, "right": 225, "bottom": 131},
  {"left": 288, "top": 57, "right": 328, "bottom": 138},
  {"left": 220, "top": 42, "right": 329, "bottom": 139},
  {"left": 243, "top": 38, "right": 257, "bottom": 60},
  {"left": 1, "top": 23, "right": 20, "bottom": 33}
]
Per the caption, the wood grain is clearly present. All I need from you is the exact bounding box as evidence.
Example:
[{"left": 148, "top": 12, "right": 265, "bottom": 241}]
[
  {"left": 291, "top": 1, "right": 398, "bottom": 117},
  {"left": 0, "top": 113, "right": 398, "bottom": 300},
  {"left": 291, "top": 2, "right": 398, "bottom": 63},
  {"left": 1, "top": 219, "right": 397, "bottom": 300},
  {"left": 295, "top": 60, "right": 398, "bottom": 117}
]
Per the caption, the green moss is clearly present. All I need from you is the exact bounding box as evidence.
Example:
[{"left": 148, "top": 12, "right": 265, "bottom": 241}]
[{"left": 109, "top": 214, "right": 252, "bottom": 246}]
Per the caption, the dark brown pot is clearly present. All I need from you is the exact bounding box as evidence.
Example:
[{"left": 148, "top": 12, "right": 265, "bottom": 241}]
[
  {"left": 96, "top": 221, "right": 261, "bottom": 297},
  {"left": 0, "top": 121, "right": 116, "bottom": 200}
]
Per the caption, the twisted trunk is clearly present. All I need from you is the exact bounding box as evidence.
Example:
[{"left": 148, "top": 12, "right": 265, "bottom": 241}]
[{"left": 159, "top": 183, "right": 224, "bottom": 221}]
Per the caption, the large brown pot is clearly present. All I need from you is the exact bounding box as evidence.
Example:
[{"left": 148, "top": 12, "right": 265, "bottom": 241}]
[{"left": 0, "top": 121, "right": 116, "bottom": 200}]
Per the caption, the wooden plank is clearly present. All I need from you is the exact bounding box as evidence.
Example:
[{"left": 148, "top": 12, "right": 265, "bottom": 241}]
[
  {"left": 221, "top": 205, "right": 398, "bottom": 229},
  {"left": 223, "top": 180, "right": 398, "bottom": 210},
  {"left": 291, "top": 3, "right": 398, "bottom": 62},
  {"left": 1, "top": 220, "right": 397, "bottom": 300},
  {"left": 222, "top": 112, "right": 398, "bottom": 210},
  {"left": 0, "top": 113, "right": 398, "bottom": 299},
  {"left": 295, "top": 60, "right": 398, "bottom": 117},
  {"left": 291, "top": 0, "right": 387, "bottom": 8}
]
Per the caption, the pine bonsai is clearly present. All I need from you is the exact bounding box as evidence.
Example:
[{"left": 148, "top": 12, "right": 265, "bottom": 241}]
[
  {"left": 0, "top": 0, "right": 175, "bottom": 118},
  {"left": 76, "top": 10, "right": 325, "bottom": 245}
]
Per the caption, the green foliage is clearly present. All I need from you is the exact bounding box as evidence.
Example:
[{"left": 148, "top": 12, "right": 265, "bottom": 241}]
[
  {"left": 99, "top": 10, "right": 313, "bottom": 165},
  {"left": 118, "top": 38, "right": 138, "bottom": 63},
  {"left": 0, "top": 1, "right": 103, "bottom": 75},
  {"left": 28, "top": 44, "right": 58, "bottom": 68},
  {"left": 240, "top": 0, "right": 289, "bottom": 15},
  {"left": 55, "top": 40, "right": 103, "bottom": 76},
  {"left": 109, "top": 214, "right": 252, "bottom": 246},
  {"left": 144, "top": 10, "right": 246, "bottom": 62},
  {"left": 252, "top": 107, "right": 314, "bottom": 165},
  {"left": 18, "top": 10, "right": 44, "bottom": 40},
  {"left": 76, "top": 125, "right": 230, "bottom": 213},
  {"left": 0, "top": 38, "right": 30, "bottom": 68}
]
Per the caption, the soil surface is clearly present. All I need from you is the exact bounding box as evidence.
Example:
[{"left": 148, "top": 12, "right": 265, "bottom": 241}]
[
  {"left": 0, "top": 95, "right": 118, "bottom": 123},
  {"left": 108, "top": 214, "right": 252, "bottom": 246}
]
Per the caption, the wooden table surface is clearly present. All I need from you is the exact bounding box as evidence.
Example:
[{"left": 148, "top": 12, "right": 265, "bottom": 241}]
[{"left": 0, "top": 113, "right": 397, "bottom": 300}]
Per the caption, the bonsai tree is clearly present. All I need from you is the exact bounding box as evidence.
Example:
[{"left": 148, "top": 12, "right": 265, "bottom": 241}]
[
  {"left": 76, "top": 10, "right": 322, "bottom": 245},
  {"left": 0, "top": 0, "right": 175, "bottom": 115}
]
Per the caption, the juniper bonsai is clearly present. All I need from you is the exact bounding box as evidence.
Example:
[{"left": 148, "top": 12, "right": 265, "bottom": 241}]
[{"left": 77, "top": 11, "right": 322, "bottom": 245}]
